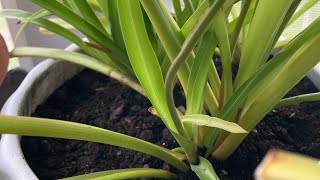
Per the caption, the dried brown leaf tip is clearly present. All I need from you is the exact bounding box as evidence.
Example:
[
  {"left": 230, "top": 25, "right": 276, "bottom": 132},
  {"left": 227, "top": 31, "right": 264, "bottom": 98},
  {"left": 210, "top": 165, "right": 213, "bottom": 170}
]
[{"left": 148, "top": 106, "right": 159, "bottom": 117}]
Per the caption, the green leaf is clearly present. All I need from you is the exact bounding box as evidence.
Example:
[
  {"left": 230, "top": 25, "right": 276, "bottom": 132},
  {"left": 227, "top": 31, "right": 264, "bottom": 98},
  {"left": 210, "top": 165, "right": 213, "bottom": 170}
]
[
  {"left": 186, "top": 27, "right": 218, "bottom": 115},
  {"left": 227, "top": 7, "right": 254, "bottom": 36},
  {"left": 14, "top": 9, "right": 51, "bottom": 42},
  {"left": 213, "top": 9, "right": 233, "bottom": 104},
  {"left": 70, "top": 0, "right": 108, "bottom": 35},
  {"left": 239, "top": 16, "right": 320, "bottom": 123},
  {"left": 181, "top": 114, "right": 247, "bottom": 133},
  {"left": 60, "top": 168, "right": 176, "bottom": 180},
  {"left": 235, "top": 0, "right": 294, "bottom": 88},
  {"left": 213, "top": 17, "right": 320, "bottom": 160},
  {"left": 105, "top": 0, "right": 125, "bottom": 49},
  {"left": 0, "top": 10, "right": 84, "bottom": 49},
  {"left": 32, "top": 0, "right": 129, "bottom": 68},
  {"left": 117, "top": 0, "right": 176, "bottom": 131},
  {"left": 141, "top": 0, "right": 191, "bottom": 93},
  {"left": 287, "top": 0, "right": 319, "bottom": 27},
  {"left": 0, "top": 9, "right": 122, "bottom": 72},
  {"left": 181, "top": 0, "right": 208, "bottom": 37},
  {"left": 275, "top": 92, "right": 320, "bottom": 108},
  {"left": 191, "top": 157, "right": 220, "bottom": 180},
  {"left": 170, "top": 130, "right": 199, "bottom": 166},
  {"left": 173, "top": 0, "right": 184, "bottom": 26},
  {"left": 10, "top": 47, "right": 144, "bottom": 95},
  {"left": 0, "top": 115, "right": 188, "bottom": 172}
]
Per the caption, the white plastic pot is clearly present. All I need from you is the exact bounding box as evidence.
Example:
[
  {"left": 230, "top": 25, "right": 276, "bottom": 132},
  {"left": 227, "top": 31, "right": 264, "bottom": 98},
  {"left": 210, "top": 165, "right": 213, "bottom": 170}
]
[
  {"left": 1, "top": 42, "right": 320, "bottom": 179},
  {"left": 0, "top": 44, "right": 83, "bottom": 180}
]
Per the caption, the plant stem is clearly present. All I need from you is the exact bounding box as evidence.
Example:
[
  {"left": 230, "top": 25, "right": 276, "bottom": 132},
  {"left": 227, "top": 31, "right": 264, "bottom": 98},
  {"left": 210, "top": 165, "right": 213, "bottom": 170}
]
[{"left": 165, "top": 0, "right": 225, "bottom": 164}]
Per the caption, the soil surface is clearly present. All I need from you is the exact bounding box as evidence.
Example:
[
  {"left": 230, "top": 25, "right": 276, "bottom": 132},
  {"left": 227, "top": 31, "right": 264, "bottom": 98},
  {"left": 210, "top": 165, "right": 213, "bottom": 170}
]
[{"left": 22, "top": 68, "right": 320, "bottom": 180}]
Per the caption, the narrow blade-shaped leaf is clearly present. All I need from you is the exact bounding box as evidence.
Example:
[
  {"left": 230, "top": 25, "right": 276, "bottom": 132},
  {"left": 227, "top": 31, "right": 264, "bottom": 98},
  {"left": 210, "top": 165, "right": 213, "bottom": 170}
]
[
  {"left": 0, "top": 9, "right": 122, "bottom": 71},
  {"left": 214, "top": 20, "right": 320, "bottom": 160},
  {"left": 71, "top": 0, "right": 108, "bottom": 35},
  {"left": 32, "top": 0, "right": 129, "bottom": 67},
  {"left": 117, "top": 0, "right": 176, "bottom": 131},
  {"left": 105, "top": 0, "right": 125, "bottom": 49},
  {"left": 10, "top": 47, "right": 144, "bottom": 95},
  {"left": 61, "top": 168, "right": 177, "bottom": 180},
  {"left": 186, "top": 27, "right": 218, "bottom": 114},
  {"left": 181, "top": 0, "right": 208, "bottom": 37},
  {"left": 235, "top": 0, "right": 294, "bottom": 88},
  {"left": 0, "top": 115, "right": 188, "bottom": 172},
  {"left": 181, "top": 115, "right": 247, "bottom": 133}
]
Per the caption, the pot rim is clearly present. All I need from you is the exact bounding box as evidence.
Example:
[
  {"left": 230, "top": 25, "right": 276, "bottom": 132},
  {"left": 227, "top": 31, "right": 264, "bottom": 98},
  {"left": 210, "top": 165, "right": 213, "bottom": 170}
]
[{"left": 0, "top": 43, "right": 82, "bottom": 180}]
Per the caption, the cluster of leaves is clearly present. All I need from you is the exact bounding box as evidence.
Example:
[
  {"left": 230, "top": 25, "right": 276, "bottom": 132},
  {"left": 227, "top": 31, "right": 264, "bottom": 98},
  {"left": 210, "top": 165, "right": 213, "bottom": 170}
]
[{"left": 1, "top": 0, "right": 320, "bottom": 179}]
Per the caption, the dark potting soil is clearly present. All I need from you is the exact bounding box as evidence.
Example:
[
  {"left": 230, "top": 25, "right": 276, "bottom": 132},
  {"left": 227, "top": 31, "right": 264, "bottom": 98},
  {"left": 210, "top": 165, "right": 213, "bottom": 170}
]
[{"left": 21, "top": 69, "right": 320, "bottom": 180}]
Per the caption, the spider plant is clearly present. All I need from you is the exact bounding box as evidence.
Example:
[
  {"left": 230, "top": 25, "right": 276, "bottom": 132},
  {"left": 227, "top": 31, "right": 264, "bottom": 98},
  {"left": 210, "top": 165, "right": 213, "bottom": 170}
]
[{"left": 1, "top": 0, "right": 320, "bottom": 179}]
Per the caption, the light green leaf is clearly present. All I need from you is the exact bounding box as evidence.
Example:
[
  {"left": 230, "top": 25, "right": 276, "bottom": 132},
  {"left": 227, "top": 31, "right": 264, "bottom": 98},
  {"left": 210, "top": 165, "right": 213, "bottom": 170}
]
[
  {"left": 227, "top": 7, "right": 254, "bottom": 36},
  {"left": 0, "top": 115, "right": 188, "bottom": 172},
  {"left": 191, "top": 157, "right": 220, "bottom": 180},
  {"left": 186, "top": 27, "right": 218, "bottom": 115},
  {"left": 181, "top": 0, "right": 208, "bottom": 37},
  {"left": 14, "top": 9, "right": 50, "bottom": 42},
  {"left": 10, "top": 47, "right": 144, "bottom": 96},
  {"left": 181, "top": 115, "right": 247, "bottom": 133},
  {"left": 0, "top": 9, "right": 122, "bottom": 72},
  {"left": 275, "top": 92, "right": 320, "bottom": 108},
  {"left": 287, "top": 0, "right": 319, "bottom": 27},
  {"left": 235, "top": 0, "right": 294, "bottom": 88},
  {"left": 141, "top": 0, "right": 191, "bottom": 93},
  {"left": 117, "top": 0, "right": 176, "bottom": 131},
  {"left": 105, "top": 0, "right": 125, "bottom": 49},
  {"left": 71, "top": 0, "right": 108, "bottom": 35},
  {"left": 32, "top": 0, "right": 129, "bottom": 68},
  {"left": 214, "top": 17, "right": 320, "bottom": 160},
  {"left": 213, "top": 9, "right": 233, "bottom": 104},
  {"left": 60, "top": 168, "right": 176, "bottom": 180}
]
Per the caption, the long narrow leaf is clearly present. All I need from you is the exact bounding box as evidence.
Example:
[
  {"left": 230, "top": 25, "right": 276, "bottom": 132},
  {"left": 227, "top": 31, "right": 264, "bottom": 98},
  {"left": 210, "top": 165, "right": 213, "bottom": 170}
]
[
  {"left": 71, "top": 0, "right": 108, "bottom": 35},
  {"left": 214, "top": 20, "right": 320, "bottom": 160},
  {"left": 0, "top": 9, "right": 124, "bottom": 72},
  {"left": 10, "top": 47, "right": 144, "bottom": 96},
  {"left": 213, "top": 9, "right": 233, "bottom": 104},
  {"left": 117, "top": 0, "right": 177, "bottom": 131},
  {"left": 181, "top": 0, "right": 208, "bottom": 37},
  {"left": 32, "top": 0, "right": 129, "bottom": 69},
  {"left": 186, "top": 27, "right": 218, "bottom": 114},
  {"left": 106, "top": 0, "right": 125, "bottom": 49},
  {"left": 14, "top": 9, "right": 50, "bottom": 42},
  {"left": 275, "top": 92, "right": 320, "bottom": 108},
  {"left": 287, "top": 0, "right": 319, "bottom": 27},
  {"left": 235, "top": 0, "right": 294, "bottom": 88},
  {"left": 61, "top": 168, "right": 176, "bottom": 180},
  {"left": 0, "top": 115, "right": 188, "bottom": 171},
  {"left": 140, "top": 0, "right": 191, "bottom": 92},
  {"left": 181, "top": 114, "right": 247, "bottom": 133}
]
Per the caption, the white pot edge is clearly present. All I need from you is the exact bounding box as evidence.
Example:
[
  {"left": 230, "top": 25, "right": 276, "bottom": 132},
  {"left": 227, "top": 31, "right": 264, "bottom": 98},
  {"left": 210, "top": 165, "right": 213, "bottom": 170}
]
[{"left": 0, "top": 43, "right": 83, "bottom": 180}]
